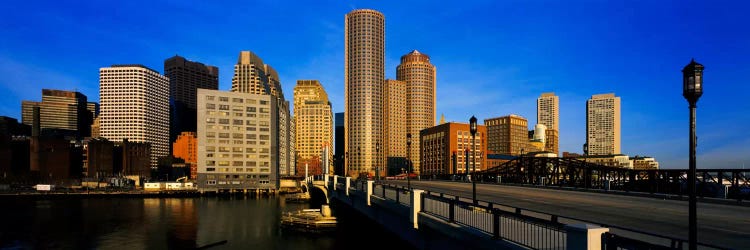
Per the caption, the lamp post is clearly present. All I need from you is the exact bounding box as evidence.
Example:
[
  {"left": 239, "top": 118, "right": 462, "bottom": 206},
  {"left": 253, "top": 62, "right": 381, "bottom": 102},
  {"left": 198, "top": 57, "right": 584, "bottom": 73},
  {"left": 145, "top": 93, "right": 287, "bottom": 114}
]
[
  {"left": 345, "top": 151, "right": 348, "bottom": 177},
  {"left": 683, "top": 58, "right": 703, "bottom": 250},
  {"left": 407, "top": 133, "right": 412, "bottom": 190},
  {"left": 469, "top": 115, "right": 478, "bottom": 205},
  {"left": 376, "top": 142, "right": 380, "bottom": 181}
]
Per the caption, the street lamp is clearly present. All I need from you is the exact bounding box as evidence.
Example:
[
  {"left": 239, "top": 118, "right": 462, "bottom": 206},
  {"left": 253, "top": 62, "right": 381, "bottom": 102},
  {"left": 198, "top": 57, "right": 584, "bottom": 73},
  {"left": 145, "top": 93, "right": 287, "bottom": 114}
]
[
  {"left": 683, "top": 58, "right": 703, "bottom": 250},
  {"left": 376, "top": 142, "right": 380, "bottom": 181},
  {"left": 469, "top": 115, "right": 478, "bottom": 205},
  {"left": 407, "top": 133, "right": 412, "bottom": 190}
]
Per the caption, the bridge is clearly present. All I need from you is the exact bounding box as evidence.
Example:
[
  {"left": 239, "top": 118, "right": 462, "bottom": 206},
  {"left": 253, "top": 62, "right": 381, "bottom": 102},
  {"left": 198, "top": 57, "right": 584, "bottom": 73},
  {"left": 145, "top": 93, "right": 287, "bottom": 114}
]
[{"left": 305, "top": 174, "right": 748, "bottom": 250}]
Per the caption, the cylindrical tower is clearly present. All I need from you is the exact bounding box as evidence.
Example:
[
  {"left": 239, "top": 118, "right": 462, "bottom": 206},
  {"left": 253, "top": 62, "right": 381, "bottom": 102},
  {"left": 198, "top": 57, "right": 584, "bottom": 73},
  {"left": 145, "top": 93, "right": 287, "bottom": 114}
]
[
  {"left": 397, "top": 50, "right": 436, "bottom": 174},
  {"left": 345, "top": 9, "right": 385, "bottom": 178}
]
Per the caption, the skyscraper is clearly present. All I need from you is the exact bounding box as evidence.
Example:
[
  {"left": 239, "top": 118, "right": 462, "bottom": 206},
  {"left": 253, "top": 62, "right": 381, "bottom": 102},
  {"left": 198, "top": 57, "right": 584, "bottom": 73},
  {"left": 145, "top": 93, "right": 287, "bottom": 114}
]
[
  {"left": 586, "top": 93, "right": 621, "bottom": 155},
  {"left": 397, "top": 50, "right": 436, "bottom": 174},
  {"left": 21, "top": 89, "right": 92, "bottom": 138},
  {"left": 226, "top": 51, "right": 294, "bottom": 177},
  {"left": 384, "top": 79, "right": 406, "bottom": 162},
  {"left": 164, "top": 55, "right": 219, "bottom": 143},
  {"left": 485, "top": 115, "right": 530, "bottom": 155},
  {"left": 345, "top": 9, "right": 385, "bottom": 177},
  {"left": 100, "top": 65, "right": 170, "bottom": 169},
  {"left": 293, "top": 80, "right": 333, "bottom": 173},
  {"left": 537, "top": 92, "right": 559, "bottom": 154}
]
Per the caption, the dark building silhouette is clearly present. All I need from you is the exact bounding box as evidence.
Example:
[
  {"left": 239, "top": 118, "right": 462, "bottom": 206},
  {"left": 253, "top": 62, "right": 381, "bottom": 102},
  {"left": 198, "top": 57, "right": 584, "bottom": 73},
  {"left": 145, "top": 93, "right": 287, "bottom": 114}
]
[
  {"left": 0, "top": 116, "right": 30, "bottom": 182},
  {"left": 334, "top": 112, "right": 344, "bottom": 176},
  {"left": 21, "top": 89, "right": 93, "bottom": 138},
  {"left": 164, "top": 55, "right": 219, "bottom": 145}
]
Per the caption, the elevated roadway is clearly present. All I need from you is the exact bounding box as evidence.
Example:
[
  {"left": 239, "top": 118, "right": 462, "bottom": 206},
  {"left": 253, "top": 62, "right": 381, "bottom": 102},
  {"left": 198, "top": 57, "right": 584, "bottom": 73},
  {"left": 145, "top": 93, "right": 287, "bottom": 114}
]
[{"left": 386, "top": 180, "right": 750, "bottom": 249}]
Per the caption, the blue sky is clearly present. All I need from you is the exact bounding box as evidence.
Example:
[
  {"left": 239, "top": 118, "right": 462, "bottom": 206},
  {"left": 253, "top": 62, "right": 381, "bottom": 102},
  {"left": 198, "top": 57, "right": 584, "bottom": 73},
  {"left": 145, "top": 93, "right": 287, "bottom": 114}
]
[{"left": 1, "top": 0, "right": 748, "bottom": 168}]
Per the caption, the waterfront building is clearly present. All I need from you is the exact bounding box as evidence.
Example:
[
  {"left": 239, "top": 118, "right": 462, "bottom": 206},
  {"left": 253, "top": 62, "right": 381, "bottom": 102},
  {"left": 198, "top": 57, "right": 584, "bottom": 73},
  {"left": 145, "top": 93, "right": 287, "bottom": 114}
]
[
  {"left": 384, "top": 79, "right": 407, "bottom": 176},
  {"left": 485, "top": 115, "right": 530, "bottom": 155},
  {"left": 21, "top": 89, "right": 93, "bottom": 138},
  {"left": 293, "top": 80, "right": 333, "bottom": 174},
  {"left": 164, "top": 55, "right": 219, "bottom": 144},
  {"left": 229, "top": 51, "right": 294, "bottom": 177},
  {"left": 537, "top": 92, "right": 559, "bottom": 154},
  {"left": 396, "top": 50, "right": 437, "bottom": 175},
  {"left": 586, "top": 93, "right": 621, "bottom": 155},
  {"left": 197, "top": 89, "right": 278, "bottom": 191},
  {"left": 99, "top": 65, "right": 169, "bottom": 169},
  {"left": 345, "top": 9, "right": 385, "bottom": 178},
  {"left": 173, "top": 131, "right": 198, "bottom": 179},
  {"left": 419, "top": 122, "right": 487, "bottom": 175}
]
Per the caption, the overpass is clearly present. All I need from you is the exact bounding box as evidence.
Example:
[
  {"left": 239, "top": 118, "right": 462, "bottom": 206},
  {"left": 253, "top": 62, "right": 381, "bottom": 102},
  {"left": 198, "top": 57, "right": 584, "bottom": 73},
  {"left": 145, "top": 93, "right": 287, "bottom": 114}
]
[{"left": 305, "top": 175, "right": 742, "bottom": 250}]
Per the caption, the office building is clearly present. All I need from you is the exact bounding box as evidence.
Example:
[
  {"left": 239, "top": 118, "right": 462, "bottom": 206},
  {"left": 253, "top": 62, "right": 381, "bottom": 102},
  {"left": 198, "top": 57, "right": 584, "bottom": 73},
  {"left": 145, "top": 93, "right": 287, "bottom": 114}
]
[
  {"left": 293, "top": 80, "right": 333, "bottom": 173},
  {"left": 397, "top": 50, "right": 436, "bottom": 175},
  {"left": 485, "top": 115, "right": 530, "bottom": 155},
  {"left": 99, "top": 64, "right": 170, "bottom": 169},
  {"left": 384, "top": 79, "right": 407, "bottom": 173},
  {"left": 537, "top": 92, "right": 559, "bottom": 154},
  {"left": 419, "top": 122, "right": 487, "bottom": 175},
  {"left": 164, "top": 55, "right": 219, "bottom": 143},
  {"left": 21, "top": 89, "right": 93, "bottom": 138},
  {"left": 345, "top": 9, "right": 385, "bottom": 177},
  {"left": 227, "top": 51, "right": 294, "bottom": 177},
  {"left": 197, "top": 89, "right": 278, "bottom": 191},
  {"left": 586, "top": 93, "right": 621, "bottom": 155},
  {"left": 173, "top": 131, "right": 197, "bottom": 164}
]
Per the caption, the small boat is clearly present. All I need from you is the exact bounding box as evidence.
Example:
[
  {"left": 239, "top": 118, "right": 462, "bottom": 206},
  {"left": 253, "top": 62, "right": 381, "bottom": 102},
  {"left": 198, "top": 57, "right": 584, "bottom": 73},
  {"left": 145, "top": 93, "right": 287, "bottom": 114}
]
[{"left": 280, "top": 206, "right": 337, "bottom": 233}]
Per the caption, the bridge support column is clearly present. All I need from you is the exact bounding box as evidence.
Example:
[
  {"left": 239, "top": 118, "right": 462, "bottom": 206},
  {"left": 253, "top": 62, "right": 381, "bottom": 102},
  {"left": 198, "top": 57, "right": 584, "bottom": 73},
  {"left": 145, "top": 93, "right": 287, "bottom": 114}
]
[
  {"left": 565, "top": 224, "right": 609, "bottom": 250},
  {"left": 410, "top": 189, "right": 424, "bottom": 229},
  {"left": 345, "top": 177, "right": 351, "bottom": 196},
  {"left": 333, "top": 176, "right": 338, "bottom": 190},
  {"left": 367, "top": 181, "right": 374, "bottom": 206},
  {"left": 324, "top": 175, "right": 329, "bottom": 188}
]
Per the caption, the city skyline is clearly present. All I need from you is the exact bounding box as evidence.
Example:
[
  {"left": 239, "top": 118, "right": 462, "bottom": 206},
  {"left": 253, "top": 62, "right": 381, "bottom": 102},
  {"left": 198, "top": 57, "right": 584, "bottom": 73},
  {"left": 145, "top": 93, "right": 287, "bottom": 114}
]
[{"left": 1, "top": 1, "right": 749, "bottom": 168}]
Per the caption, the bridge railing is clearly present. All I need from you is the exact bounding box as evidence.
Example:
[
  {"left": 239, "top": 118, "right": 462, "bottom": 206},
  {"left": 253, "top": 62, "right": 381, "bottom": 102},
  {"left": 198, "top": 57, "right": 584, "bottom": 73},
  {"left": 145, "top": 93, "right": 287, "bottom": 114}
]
[
  {"left": 374, "top": 183, "right": 411, "bottom": 206},
  {"left": 414, "top": 187, "right": 730, "bottom": 250},
  {"left": 420, "top": 192, "right": 566, "bottom": 250}
]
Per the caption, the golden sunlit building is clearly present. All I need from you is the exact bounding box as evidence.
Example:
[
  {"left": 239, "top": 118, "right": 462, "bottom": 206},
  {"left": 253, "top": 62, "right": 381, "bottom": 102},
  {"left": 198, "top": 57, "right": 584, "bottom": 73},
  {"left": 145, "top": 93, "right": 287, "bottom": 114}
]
[
  {"left": 586, "top": 93, "right": 621, "bottom": 155},
  {"left": 485, "top": 115, "right": 530, "bottom": 155},
  {"left": 420, "top": 122, "right": 487, "bottom": 175},
  {"left": 345, "top": 9, "right": 385, "bottom": 177},
  {"left": 293, "top": 80, "right": 333, "bottom": 173},
  {"left": 397, "top": 50, "right": 436, "bottom": 175}
]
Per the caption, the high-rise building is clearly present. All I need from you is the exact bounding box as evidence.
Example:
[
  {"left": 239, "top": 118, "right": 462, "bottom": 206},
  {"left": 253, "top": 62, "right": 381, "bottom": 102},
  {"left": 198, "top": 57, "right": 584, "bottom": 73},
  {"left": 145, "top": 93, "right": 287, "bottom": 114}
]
[
  {"left": 537, "top": 92, "right": 559, "bottom": 154},
  {"left": 173, "top": 131, "right": 197, "bottom": 164},
  {"left": 334, "top": 112, "right": 345, "bottom": 176},
  {"left": 91, "top": 117, "right": 100, "bottom": 138},
  {"left": 485, "top": 115, "right": 530, "bottom": 155},
  {"left": 228, "top": 51, "right": 294, "bottom": 177},
  {"left": 196, "top": 89, "right": 278, "bottom": 191},
  {"left": 345, "top": 9, "right": 385, "bottom": 178},
  {"left": 420, "top": 122, "right": 487, "bottom": 175},
  {"left": 397, "top": 50, "right": 436, "bottom": 174},
  {"left": 21, "top": 89, "right": 93, "bottom": 138},
  {"left": 87, "top": 102, "right": 99, "bottom": 119},
  {"left": 293, "top": 80, "right": 333, "bottom": 173},
  {"left": 586, "top": 93, "right": 621, "bottom": 155},
  {"left": 384, "top": 79, "right": 406, "bottom": 164},
  {"left": 203, "top": 51, "right": 295, "bottom": 181},
  {"left": 164, "top": 55, "right": 219, "bottom": 144},
  {"left": 99, "top": 65, "right": 170, "bottom": 169}
]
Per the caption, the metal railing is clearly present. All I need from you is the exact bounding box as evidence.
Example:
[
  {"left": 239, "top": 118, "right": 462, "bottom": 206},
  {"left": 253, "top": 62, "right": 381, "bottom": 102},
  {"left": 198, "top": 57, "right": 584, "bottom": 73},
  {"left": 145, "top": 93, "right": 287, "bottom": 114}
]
[{"left": 421, "top": 194, "right": 566, "bottom": 250}]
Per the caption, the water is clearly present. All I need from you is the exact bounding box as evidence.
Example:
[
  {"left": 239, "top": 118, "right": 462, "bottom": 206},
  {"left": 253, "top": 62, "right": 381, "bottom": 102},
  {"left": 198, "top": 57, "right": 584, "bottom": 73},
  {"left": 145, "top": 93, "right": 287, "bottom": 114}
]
[{"left": 0, "top": 196, "right": 414, "bottom": 250}]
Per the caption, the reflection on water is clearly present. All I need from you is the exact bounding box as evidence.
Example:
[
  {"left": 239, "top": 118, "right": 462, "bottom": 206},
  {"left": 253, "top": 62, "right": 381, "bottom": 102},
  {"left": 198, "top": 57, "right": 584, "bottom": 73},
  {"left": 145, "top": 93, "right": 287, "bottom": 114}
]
[{"left": 0, "top": 196, "right": 413, "bottom": 250}]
